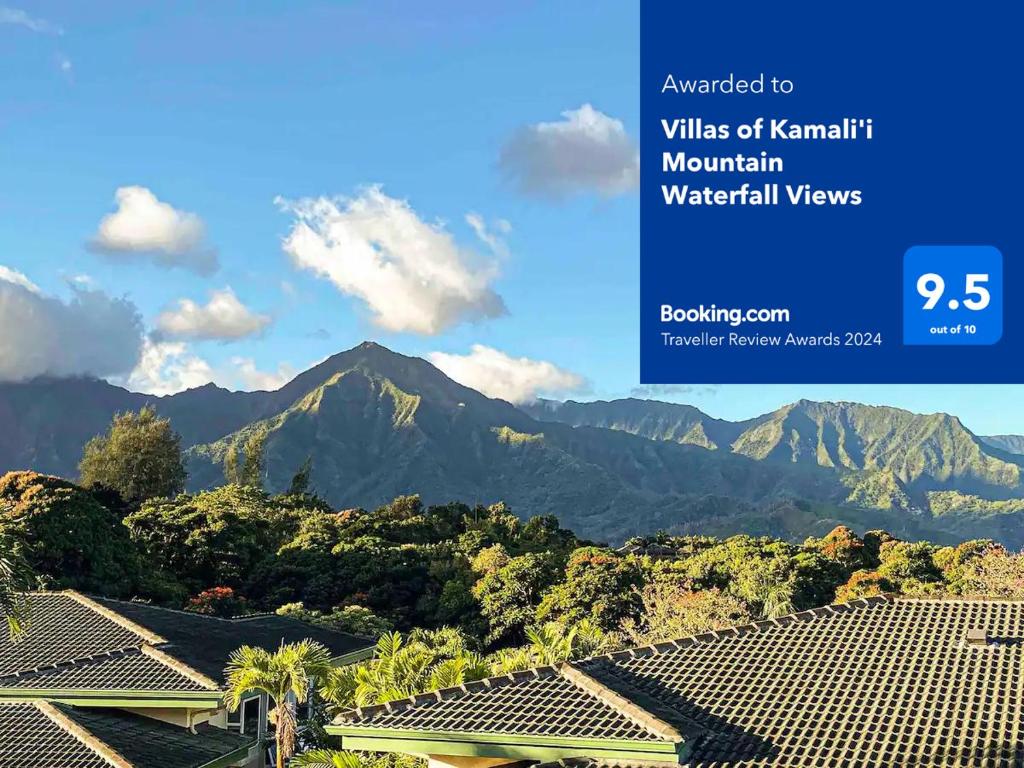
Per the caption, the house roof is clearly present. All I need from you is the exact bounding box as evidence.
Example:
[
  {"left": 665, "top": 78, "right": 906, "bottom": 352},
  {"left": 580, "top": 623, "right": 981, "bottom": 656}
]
[
  {"left": 57, "top": 705, "right": 255, "bottom": 768},
  {"left": 0, "top": 592, "right": 373, "bottom": 697},
  {"left": 0, "top": 647, "right": 211, "bottom": 692},
  {"left": 0, "top": 593, "right": 151, "bottom": 678},
  {"left": 90, "top": 596, "right": 374, "bottom": 680},
  {"left": 340, "top": 664, "right": 684, "bottom": 742},
  {"left": 332, "top": 596, "right": 1024, "bottom": 768},
  {"left": 0, "top": 702, "right": 254, "bottom": 768}
]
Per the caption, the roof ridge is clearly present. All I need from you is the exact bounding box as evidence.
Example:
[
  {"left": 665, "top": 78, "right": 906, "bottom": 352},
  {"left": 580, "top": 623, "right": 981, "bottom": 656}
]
[
  {"left": 337, "top": 595, "right": 899, "bottom": 726},
  {"left": 592, "top": 594, "right": 896, "bottom": 664},
  {"left": 82, "top": 594, "right": 274, "bottom": 623},
  {"left": 0, "top": 646, "right": 144, "bottom": 684},
  {"left": 63, "top": 591, "right": 167, "bottom": 644},
  {"left": 341, "top": 665, "right": 563, "bottom": 721},
  {"left": 557, "top": 661, "right": 682, "bottom": 742},
  {"left": 36, "top": 701, "right": 133, "bottom": 768},
  {"left": 141, "top": 644, "right": 221, "bottom": 691},
  {"left": 889, "top": 595, "right": 1024, "bottom": 603}
]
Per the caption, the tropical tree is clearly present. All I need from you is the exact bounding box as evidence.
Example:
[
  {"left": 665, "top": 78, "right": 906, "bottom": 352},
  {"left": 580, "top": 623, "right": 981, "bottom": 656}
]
[
  {"left": 319, "top": 629, "right": 488, "bottom": 709},
  {"left": 0, "top": 533, "right": 34, "bottom": 640},
  {"left": 125, "top": 484, "right": 299, "bottom": 592},
  {"left": 472, "top": 552, "right": 558, "bottom": 646},
  {"left": 0, "top": 471, "right": 139, "bottom": 596},
  {"left": 79, "top": 407, "right": 187, "bottom": 505},
  {"left": 288, "top": 457, "right": 314, "bottom": 496},
  {"left": 491, "top": 619, "right": 608, "bottom": 673},
  {"left": 619, "top": 582, "right": 752, "bottom": 645},
  {"left": 224, "top": 640, "right": 334, "bottom": 768},
  {"left": 293, "top": 751, "right": 363, "bottom": 768},
  {"left": 535, "top": 547, "right": 645, "bottom": 631},
  {"left": 222, "top": 426, "right": 268, "bottom": 489}
]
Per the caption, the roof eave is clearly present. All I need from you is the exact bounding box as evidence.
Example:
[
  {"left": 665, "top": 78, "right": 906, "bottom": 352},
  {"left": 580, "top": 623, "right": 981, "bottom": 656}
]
[
  {"left": 333, "top": 646, "right": 375, "bottom": 666},
  {"left": 195, "top": 741, "right": 261, "bottom": 768},
  {"left": 327, "top": 725, "right": 686, "bottom": 764},
  {"left": 0, "top": 689, "right": 223, "bottom": 708}
]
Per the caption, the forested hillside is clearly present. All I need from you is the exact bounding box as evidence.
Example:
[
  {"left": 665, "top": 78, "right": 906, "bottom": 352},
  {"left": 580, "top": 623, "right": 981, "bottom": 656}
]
[
  {"left": 3, "top": 343, "right": 1024, "bottom": 546},
  {"left": 3, "top": 468, "right": 1023, "bottom": 652}
]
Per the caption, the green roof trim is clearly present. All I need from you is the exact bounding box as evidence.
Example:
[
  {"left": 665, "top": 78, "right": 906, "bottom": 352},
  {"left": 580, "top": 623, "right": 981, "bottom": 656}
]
[
  {"left": 0, "top": 689, "right": 222, "bottom": 708},
  {"left": 333, "top": 646, "right": 375, "bottom": 666},
  {"left": 329, "top": 726, "right": 686, "bottom": 763},
  {"left": 196, "top": 742, "right": 258, "bottom": 768}
]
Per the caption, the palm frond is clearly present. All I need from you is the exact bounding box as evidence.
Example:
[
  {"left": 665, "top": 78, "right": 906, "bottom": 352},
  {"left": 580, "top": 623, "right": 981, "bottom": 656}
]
[{"left": 292, "top": 749, "right": 365, "bottom": 768}]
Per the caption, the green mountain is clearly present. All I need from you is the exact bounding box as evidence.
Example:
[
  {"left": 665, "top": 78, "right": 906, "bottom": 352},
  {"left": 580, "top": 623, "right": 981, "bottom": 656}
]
[
  {"left": 183, "top": 344, "right": 849, "bottom": 542},
  {"left": 2, "top": 342, "right": 1024, "bottom": 545},
  {"left": 982, "top": 435, "right": 1024, "bottom": 455},
  {"left": 530, "top": 397, "right": 1024, "bottom": 499},
  {"left": 522, "top": 398, "right": 752, "bottom": 450}
]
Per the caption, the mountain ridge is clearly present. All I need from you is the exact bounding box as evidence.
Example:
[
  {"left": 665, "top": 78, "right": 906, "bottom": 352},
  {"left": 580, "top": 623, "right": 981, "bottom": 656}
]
[{"left": 2, "top": 342, "right": 1023, "bottom": 545}]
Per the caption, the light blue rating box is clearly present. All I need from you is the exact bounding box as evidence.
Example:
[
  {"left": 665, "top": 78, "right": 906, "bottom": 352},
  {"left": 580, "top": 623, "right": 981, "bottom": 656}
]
[{"left": 903, "top": 246, "right": 1003, "bottom": 346}]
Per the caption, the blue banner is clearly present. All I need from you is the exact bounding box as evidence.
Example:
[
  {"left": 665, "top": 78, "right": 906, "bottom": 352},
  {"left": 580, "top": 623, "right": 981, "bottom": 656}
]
[{"left": 640, "top": 3, "right": 1019, "bottom": 383}]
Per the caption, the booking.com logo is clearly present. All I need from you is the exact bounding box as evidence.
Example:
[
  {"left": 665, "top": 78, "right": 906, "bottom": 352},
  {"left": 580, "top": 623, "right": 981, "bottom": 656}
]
[{"left": 660, "top": 304, "right": 791, "bottom": 327}]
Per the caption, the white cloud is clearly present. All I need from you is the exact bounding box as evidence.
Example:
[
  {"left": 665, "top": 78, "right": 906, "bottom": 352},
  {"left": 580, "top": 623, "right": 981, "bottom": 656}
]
[
  {"left": 0, "top": 266, "right": 143, "bottom": 382},
  {"left": 230, "top": 357, "right": 295, "bottom": 391},
  {"left": 90, "top": 186, "right": 218, "bottom": 275},
  {"left": 155, "top": 287, "right": 271, "bottom": 341},
  {"left": 123, "top": 340, "right": 296, "bottom": 395},
  {"left": 123, "top": 339, "right": 216, "bottom": 396},
  {"left": 630, "top": 383, "right": 719, "bottom": 399},
  {"left": 499, "top": 104, "right": 639, "bottom": 199},
  {"left": 0, "top": 265, "right": 39, "bottom": 293},
  {"left": 429, "top": 344, "right": 587, "bottom": 404},
  {"left": 0, "top": 7, "right": 62, "bottom": 34},
  {"left": 276, "top": 187, "right": 506, "bottom": 335},
  {"left": 66, "top": 273, "right": 96, "bottom": 289},
  {"left": 464, "top": 213, "right": 510, "bottom": 258}
]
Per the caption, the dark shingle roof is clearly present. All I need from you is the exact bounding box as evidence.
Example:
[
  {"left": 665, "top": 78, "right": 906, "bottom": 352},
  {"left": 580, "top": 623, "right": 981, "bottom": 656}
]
[
  {"left": 0, "top": 648, "right": 211, "bottom": 691},
  {"left": 0, "top": 703, "right": 110, "bottom": 768},
  {"left": 57, "top": 705, "right": 255, "bottom": 768},
  {"left": 0, "top": 702, "right": 255, "bottom": 768},
  {"left": 0, "top": 591, "right": 373, "bottom": 694},
  {"left": 335, "top": 597, "right": 1024, "bottom": 768},
  {"left": 340, "top": 665, "right": 676, "bottom": 741},
  {"left": 0, "top": 594, "right": 148, "bottom": 677},
  {"left": 91, "top": 597, "right": 373, "bottom": 680}
]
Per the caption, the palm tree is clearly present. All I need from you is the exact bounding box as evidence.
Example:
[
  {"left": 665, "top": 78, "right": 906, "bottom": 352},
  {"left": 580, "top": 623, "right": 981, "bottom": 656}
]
[
  {"left": 320, "top": 629, "right": 488, "bottom": 709},
  {"left": 0, "top": 534, "right": 34, "bottom": 640},
  {"left": 292, "top": 750, "right": 363, "bottom": 768},
  {"left": 762, "top": 582, "right": 797, "bottom": 619},
  {"left": 493, "top": 620, "right": 607, "bottom": 673},
  {"left": 224, "top": 640, "right": 334, "bottom": 768}
]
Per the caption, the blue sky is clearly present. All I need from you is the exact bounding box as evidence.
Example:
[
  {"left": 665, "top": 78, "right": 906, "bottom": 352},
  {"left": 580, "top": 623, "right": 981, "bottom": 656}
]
[{"left": 1, "top": 1, "right": 1020, "bottom": 436}]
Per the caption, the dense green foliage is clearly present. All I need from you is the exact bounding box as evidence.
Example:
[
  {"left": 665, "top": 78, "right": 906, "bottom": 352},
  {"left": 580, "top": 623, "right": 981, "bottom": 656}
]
[
  {"left": 6, "top": 460, "right": 1024, "bottom": 647},
  {"left": 78, "top": 406, "right": 187, "bottom": 506},
  {"left": 0, "top": 471, "right": 140, "bottom": 596},
  {"left": 0, "top": 531, "right": 35, "bottom": 639},
  {"left": 124, "top": 484, "right": 313, "bottom": 594}
]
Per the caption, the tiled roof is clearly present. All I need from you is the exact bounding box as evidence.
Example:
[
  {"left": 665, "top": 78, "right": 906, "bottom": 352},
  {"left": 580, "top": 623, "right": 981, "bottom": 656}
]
[
  {"left": 0, "top": 647, "right": 211, "bottom": 691},
  {"left": 335, "top": 597, "right": 1024, "bottom": 768},
  {"left": 0, "top": 591, "right": 373, "bottom": 694},
  {"left": 0, "top": 702, "right": 255, "bottom": 768},
  {"left": 339, "top": 664, "right": 681, "bottom": 741},
  {"left": 0, "top": 703, "right": 110, "bottom": 768},
  {"left": 91, "top": 596, "right": 374, "bottom": 680},
  {"left": 57, "top": 705, "right": 255, "bottom": 768},
  {"left": 0, "top": 593, "right": 149, "bottom": 678}
]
